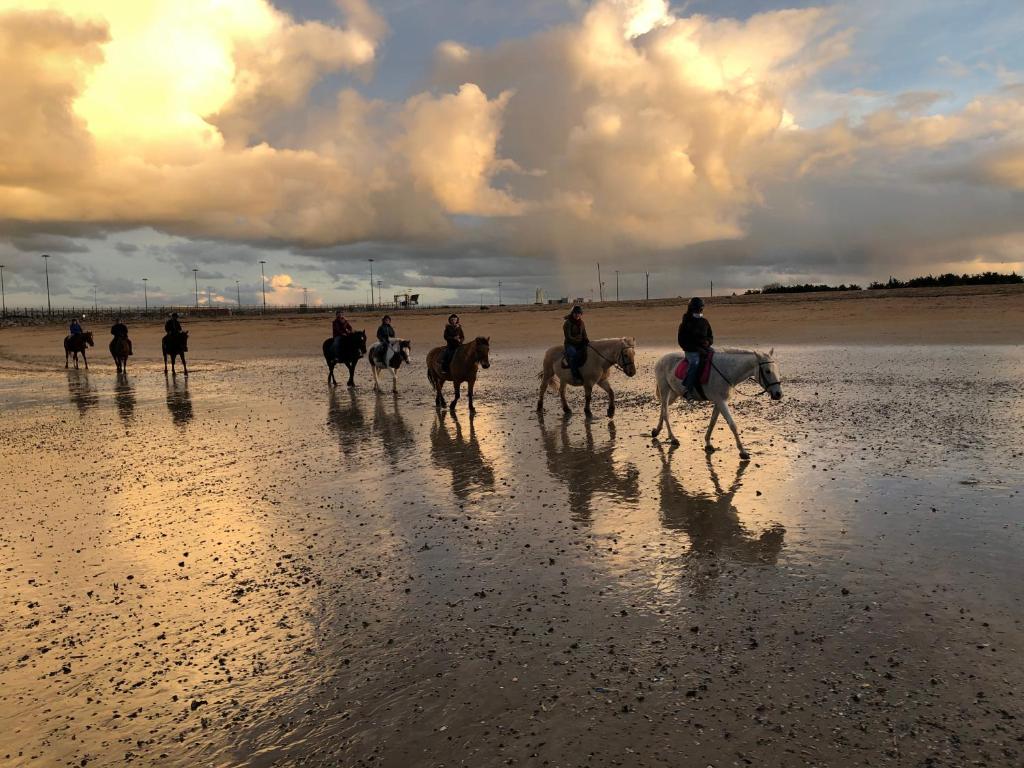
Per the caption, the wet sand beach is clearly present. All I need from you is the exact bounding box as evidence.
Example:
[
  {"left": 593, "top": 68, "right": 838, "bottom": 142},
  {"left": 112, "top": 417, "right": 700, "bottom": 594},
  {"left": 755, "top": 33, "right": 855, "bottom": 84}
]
[{"left": 1, "top": 296, "right": 1023, "bottom": 767}]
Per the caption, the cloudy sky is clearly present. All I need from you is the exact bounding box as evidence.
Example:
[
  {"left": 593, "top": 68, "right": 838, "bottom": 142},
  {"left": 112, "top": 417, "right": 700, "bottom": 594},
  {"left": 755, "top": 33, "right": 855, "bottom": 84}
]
[{"left": 1, "top": 0, "right": 1022, "bottom": 308}]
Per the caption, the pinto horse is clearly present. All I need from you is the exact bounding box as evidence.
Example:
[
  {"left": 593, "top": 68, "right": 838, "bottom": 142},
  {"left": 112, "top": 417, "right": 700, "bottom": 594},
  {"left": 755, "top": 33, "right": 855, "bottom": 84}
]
[
  {"left": 426, "top": 336, "right": 491, "bottom": 414},
  {"left": 651, "top": 347, "right": 782, "bottom": 460},
  {"left": 110, "top": 337, "right": 131, "bottom": 373},
  {"left": 64, "top": 332, "right": 95, "bottom": 369},
  {"left": 322, "top": 331, "right": 367, "bottom": 387},
  {"left": 162, "top": 331, "right": 189, "bottom": 376},
  {"left": 537, "top": 337, "right": 637, "bottom": 418},
  {"left": 368, "top": 339, "right": 412, "bottom": 393}
]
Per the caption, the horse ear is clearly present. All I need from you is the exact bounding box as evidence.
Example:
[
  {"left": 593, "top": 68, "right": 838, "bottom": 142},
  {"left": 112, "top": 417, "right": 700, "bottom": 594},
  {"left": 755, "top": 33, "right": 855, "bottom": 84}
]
[{"left": 769, "top": 347, "right": 774, "bottom": 357}]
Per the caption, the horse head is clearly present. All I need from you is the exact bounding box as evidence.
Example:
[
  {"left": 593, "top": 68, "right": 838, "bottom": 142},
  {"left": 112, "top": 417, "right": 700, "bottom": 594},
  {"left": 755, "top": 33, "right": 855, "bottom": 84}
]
[
  {"left": 398, "top": 339, "right": 412, "bottom": 364},
  {"left": 355, "top": 330, "right": 367, "bottom": 355},
  {"left": 620, "top": 337, "right": 637, "bottom": 377},
  {"left": 83, "top": 331, "right": 95, "bottom": 347},
  {"left": 757, "top": 348, "right": 782, "bottom": 401},
  {"left": 473, "top": 336, "right": 491, "bottom": 369}
]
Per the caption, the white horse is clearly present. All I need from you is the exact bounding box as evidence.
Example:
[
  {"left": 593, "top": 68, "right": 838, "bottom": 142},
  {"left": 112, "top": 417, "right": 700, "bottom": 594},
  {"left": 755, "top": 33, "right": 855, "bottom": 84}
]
[
  {"left": 651, "top": 348, "right": 782, "bottom": 459},
  {"left": 537, "top": 337, "right": 637, "bottom": 418},
  {"left": 368, "top": 339, "right": 412, "bottom": 393}
]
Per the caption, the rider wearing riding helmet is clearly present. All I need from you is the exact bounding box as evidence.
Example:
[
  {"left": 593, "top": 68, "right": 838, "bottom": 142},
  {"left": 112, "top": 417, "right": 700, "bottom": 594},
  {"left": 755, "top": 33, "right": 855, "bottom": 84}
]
[
  {"left": 165, "top": 312, "right": 183, "bottom": 336},
  {"left": 110, "top": 317, "right": 132, "bottom": 355},
  {"left": 678, "top": 297, "right": 713, "bottom": 399},
  {"left": 442, "top": 314, "right": 464, "bottom": 374},
  {"left": 376, "top": 315, "right": 396, "bottom": 366},
  {"left": 332, "top": 310, "right": 353, "bottom": 358},
  {"left": 563, "top": 304, "right": 588, "bottom": 384},
  {"left": 69, "top": 317, "right": 84, "bottom": 337}
]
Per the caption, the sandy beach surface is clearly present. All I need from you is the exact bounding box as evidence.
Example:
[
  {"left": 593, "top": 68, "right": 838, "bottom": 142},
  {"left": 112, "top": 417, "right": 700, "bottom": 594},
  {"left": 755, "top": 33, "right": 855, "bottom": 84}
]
[{"left": 1, "top": 290, "right": 1023, "bottom": 767}]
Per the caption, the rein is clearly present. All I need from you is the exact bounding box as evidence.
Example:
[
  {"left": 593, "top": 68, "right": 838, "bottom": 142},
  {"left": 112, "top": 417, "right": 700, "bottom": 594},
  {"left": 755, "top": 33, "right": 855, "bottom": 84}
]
[
  {"left": 708, "top": 356, "right": 779, "bottom": 398},
  {"left": 587, "top": 341, "right": 634, "bottom": 373}
]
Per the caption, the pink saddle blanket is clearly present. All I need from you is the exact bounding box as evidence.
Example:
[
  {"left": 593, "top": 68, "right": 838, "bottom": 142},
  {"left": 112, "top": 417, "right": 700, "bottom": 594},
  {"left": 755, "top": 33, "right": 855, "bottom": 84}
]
[{"left": 674, "top": 350, "right": 713, "bottom": 385}]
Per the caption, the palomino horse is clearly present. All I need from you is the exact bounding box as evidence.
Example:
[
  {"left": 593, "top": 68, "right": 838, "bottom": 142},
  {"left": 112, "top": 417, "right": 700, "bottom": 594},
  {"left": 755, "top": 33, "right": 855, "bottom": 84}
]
[
  {"left": 426, "top": 336, "right": 491, "bottom": 414},
  {"left": 368, "top": 339, "right": 412, "bottom": 393},
  {"left": 537, "top": 337, "right": 637, "bottom": 418},
  {"left": 110, "top": 337, "right": 131, "bottom": 373},
  {"left": 64, "top": 332, "right": 94, "bottom": 369},
  {"left": 162, "top": 331, "right": 189, "bottom": 376},
  {"left": 651, "top": 348, "right": 782, "bottom": 459},
  {"left": 322, "top": 331, "right": 368, "bottom": 387}
]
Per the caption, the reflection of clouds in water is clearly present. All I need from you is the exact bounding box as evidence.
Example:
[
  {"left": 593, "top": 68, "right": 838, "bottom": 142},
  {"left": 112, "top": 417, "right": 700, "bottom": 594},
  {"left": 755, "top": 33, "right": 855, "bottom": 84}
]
[
  {"left": 373, "top": 393, "right": 413, "bottom": 462},
  {"left": 113, "top": 373, "right": 136, "bottom": 426},
  {"left": 657, "top": 446, "right": 785, "bottom": 596},
  {"left": 430, "top": 413, "right": 495, "bottom": 502},
  {"left": 66, "top": 370, "right": 99, "bottom": 415},
  {"left": 538, "top": 416, "right": 639, "bottom": 522},
  {"left": 165, "top": 375, "right": 193, "bottom": 427},
  {"left": 327, "top": 388, "right": 367, "bottom": 464}
]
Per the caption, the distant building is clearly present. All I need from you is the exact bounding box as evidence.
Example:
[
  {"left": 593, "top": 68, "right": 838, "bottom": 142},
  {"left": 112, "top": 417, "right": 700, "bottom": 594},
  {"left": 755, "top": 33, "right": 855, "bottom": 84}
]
[{"left": 535, "top": 288, "right": 545, "bottom": 305}]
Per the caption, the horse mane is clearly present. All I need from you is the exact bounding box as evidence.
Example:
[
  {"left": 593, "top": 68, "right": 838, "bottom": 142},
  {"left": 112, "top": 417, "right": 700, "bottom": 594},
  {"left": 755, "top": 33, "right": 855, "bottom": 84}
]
[{"left": 473, "top": 336, "right": 489, "bottom": 345}]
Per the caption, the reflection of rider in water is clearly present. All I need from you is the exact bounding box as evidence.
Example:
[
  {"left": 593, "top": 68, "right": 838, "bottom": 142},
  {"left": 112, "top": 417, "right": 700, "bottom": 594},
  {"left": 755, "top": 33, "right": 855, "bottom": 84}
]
[
  {"left": 678, "top": 297, "right": 713, "bottom": 400},
  {"left": 375, "top": 315, "right": 395, "bottom": 367},
  {"left": 563, "top": 305, "right": 588, "bottom": 383},
  {"left": 110, "top": 317, "right": 132, "bottom": 355},
  {"left": 442, "top": 314, "right": 463, "bottom": 374}
]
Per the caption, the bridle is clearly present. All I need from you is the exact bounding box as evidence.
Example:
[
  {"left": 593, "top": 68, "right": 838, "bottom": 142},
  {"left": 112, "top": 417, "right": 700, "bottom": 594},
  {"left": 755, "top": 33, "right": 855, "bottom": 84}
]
[
  {"left": 587, "top": 341, "right": 635, "bottom": 373},
  {"left": 708, "top": 356, "right": 780, "bottom": 398}
]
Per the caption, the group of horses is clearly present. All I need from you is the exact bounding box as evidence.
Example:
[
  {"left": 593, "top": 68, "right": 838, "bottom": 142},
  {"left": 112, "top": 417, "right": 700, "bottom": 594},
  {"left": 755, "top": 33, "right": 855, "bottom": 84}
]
[
  {"left": 322, "top": 329, "right": 783, "bottom": 460},
  {"left": 63, "top": 331, "right": 190, "bottom": 375}
]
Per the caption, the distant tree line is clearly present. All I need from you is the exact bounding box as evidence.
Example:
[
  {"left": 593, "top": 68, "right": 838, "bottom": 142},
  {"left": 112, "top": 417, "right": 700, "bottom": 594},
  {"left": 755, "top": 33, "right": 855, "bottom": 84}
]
[
  {"left": 743, "top": 271, "right": 1022, "bottom": 295},
  {"left": 868, "top": 272, "right": 1023, "bottom": 289}
]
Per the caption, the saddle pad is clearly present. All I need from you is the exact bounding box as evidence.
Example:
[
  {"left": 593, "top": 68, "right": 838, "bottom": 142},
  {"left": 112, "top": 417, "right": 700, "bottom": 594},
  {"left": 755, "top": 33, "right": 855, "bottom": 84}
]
[{"left": 674, "top": 349, "right": 714, "bottom": 384}]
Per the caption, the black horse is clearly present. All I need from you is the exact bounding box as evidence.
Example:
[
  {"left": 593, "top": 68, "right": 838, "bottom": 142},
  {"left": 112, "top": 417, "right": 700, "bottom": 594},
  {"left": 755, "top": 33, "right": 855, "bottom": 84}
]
[
  {"left": 322, "top": 330, "right": 367, "bottom": 387},
  {"left": 162, "top": 331, "right": 189, "bottom": 376}
]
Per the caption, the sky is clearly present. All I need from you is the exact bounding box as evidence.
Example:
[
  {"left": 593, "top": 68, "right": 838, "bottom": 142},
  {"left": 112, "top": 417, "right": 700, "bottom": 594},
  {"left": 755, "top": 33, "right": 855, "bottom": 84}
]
[{"left": 1, "top": 0, "right": 1023, "bottom": 309}]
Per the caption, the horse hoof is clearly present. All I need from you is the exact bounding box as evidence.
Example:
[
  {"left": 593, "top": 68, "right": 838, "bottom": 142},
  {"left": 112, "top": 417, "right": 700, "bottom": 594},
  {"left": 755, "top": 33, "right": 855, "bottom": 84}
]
[
  {"left": 584, "top": 410, "right": 594, "bottom": 419},
  {"left": 705, "top": 445, "right": 716, "bottom": 453},
  {"left": 671, "top": 438, "right": 680, "bottom": 447},
  {"left": 651, "top": 428, "right": 660, "bottom": 437},
  {"left": 739, "top": 452, "right": 751, "bottom": 461},
  {"left": 607, "top": 410, "right": 614, "bottom": 419}
]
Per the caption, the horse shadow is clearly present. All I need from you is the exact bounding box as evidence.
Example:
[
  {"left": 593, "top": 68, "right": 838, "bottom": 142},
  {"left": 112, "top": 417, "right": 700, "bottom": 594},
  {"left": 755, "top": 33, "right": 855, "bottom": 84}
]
[
  {"left": 165, "top": 374, "right": 194, "bottom": 427},
  {"left": 373, "top": 392, "right": 413, "bottom": 461},
  {"left": 657, "top": 446, "right": 785, "bottom": 591},
  {"left": 66, "top": 370, "right": 99, "bottom": 415},
  {"left": 327, "top": 387, "right": 367, "bottom": 462},
  {"left": 538, "top": 416, "right": 640, "bottom": 522},
  {"left": 113, "top": 373, "right": 136, "bottom": 425},
  {"left": 430, "top": 413, "right": 495, "bottom": 501}
]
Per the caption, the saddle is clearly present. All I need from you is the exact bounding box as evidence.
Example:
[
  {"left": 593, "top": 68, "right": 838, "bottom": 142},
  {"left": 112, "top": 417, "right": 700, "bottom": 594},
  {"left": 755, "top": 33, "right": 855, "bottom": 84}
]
[{"left": 675, "top": 349, "right": 714, "bottom": 399}]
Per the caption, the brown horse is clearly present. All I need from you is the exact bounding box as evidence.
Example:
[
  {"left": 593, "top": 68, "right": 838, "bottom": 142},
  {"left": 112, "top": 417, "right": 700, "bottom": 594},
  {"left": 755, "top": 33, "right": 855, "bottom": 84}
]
[
  {"left": 162, "top": 331, "right": 189, "bottom": 376},
  {"left": 110, "top": 337, "right": 131, "bottom": 373},
  {"left": 64, "top": 332, "right": 94, "bottom": 369},
  {"left": 426, "top": 336, "right": 491, "bottom": 414}
]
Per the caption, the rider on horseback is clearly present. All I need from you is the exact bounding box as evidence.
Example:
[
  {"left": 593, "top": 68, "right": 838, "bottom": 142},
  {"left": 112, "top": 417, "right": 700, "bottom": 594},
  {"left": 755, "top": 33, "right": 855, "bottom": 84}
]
[
  {"left": 165, "top": 312, "right": 183, "bottom": 337},
  {"left": 111, "top": 317, "right": 132, "bottom": 355},
  {"left": 69, "top": 317, "right": 84, "bottom": 337},
  {"left": 375, "top": 315, "right": 396, "bottom": 367},
  {"left": 332, "top": 310, "right": 352, "bottom": 358},
  {"left": 441, "top": 314, "right": 463, "bottom": 374},
  {"left": 678, "top": 297, "right": 713, "bottom": 400},
  {"left": 563, "top": 305, "right": 588, "bottom": 384}
]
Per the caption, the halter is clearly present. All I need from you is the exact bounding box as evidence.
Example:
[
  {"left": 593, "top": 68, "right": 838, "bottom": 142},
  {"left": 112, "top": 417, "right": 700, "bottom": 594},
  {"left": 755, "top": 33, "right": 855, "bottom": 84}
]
[
  {"left": 708, "top": 356, "right": 780, "bottom": 398},
  {"left": 587, "top": 341, "right": 635, "bottom": 373}
]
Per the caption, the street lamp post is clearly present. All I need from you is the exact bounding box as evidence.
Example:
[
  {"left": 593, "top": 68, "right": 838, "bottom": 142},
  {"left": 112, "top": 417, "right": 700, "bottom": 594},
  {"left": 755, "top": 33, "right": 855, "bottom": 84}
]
[
  {"left": 93, "top": 285, "right": 97, "bottom": 312},
  {"left": 41, "top": 254, "right": 51, "bottom": 316},
  {"left": 615, "top": 270, "right": 619, "bottom": 302},
  {"left": 498, "top": 280, "right": 502, "bottom": 306},
  {"left": 142, "top": 278, "right": 148, "bottom": 312},
  {"left": 236, "top": 280, "right": 241, "bottom": 308},
  {"left": 259, "top": 261, "right": 267, "bottom": 313},
  {"left": 368, "top": 259, "right": 375, "bottom": 307},
  {"left": 0, "top": 264, "right": 6, "bottom": 318},
  {"left": 645, "top": 271, "right": 650, "bottom": 301},
  {"left": 192, "top": 268, "right": 199, "bottom": 309},
  {"left": 377, "top": 280, "right": 382, "bottom": 308}
]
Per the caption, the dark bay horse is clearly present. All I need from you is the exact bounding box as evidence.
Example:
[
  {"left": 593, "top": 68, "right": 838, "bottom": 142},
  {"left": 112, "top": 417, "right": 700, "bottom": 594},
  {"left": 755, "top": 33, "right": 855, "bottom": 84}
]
[
  {"left": 162, "top": 331, "right": 189, "bottom": 376},
  {"left": 426, "top": 336, "right": 491, "bottom": 414},
  {"left": 322, "top": 331, "right": 367, "bottom": 387},
  {"left": 64, "top": 332, "right": 94, "bottom": 369},
  {"left": 110, "top": 337, "right": 131, "bottom": 373}
]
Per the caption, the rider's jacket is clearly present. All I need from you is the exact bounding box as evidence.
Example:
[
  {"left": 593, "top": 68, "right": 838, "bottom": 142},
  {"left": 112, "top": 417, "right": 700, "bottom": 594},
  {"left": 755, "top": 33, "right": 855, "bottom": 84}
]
[
  {"left": 678, "top": 314, "right": 713, "bottom": 353},
  {"left": 444, "top": 324, "right": 464, "bottom": 349},
  {"left": 376, "top": 323, "right": 395, "bottom": 344},
  {"left": 563, "top": 315, "right": 588, "bottom": 347},
  {"left": 165, "top": 318, "right": 182, "bottom": 335},
  {"left": 333, "top": 317, "right": 352, "bottom": 336}
]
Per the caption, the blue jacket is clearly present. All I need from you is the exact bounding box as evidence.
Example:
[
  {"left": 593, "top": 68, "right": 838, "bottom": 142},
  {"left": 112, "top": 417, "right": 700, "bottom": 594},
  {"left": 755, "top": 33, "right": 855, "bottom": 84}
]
[{"left": 69, "top": 320, "right": 83, "bottom": 335}]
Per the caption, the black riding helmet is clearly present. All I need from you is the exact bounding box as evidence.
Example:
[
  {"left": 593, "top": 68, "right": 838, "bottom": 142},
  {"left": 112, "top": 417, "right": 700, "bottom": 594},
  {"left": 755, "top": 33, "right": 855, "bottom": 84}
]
[
  {"left": 687, "top": 297, "right": 705, "bottom": 314},
  {"left": 571, "top": 305, "right": 583, "bottom": 315}
]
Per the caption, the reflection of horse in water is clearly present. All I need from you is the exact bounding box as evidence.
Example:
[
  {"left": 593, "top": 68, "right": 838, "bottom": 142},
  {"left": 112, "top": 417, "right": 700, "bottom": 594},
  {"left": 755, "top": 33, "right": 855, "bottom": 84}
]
[
  {"left": 165, "top": 375, "right": 193, "bottom": 426},
  {"left": 373, "top": 393, "right": 413, "bottom": 461},
  {"left": 538, "top": 416, "right": 639, "bottom": 522},
  {"left": 327, "top": 387, "right": 367, "bottom": 462},
  {"left": 66, "top": 370, "right": 98, "bottom": 415},
  {"left": 657, "top": 446, "right": 785, "bottom": 565},
  {"left": 430, "top": 414, "right": 495, "bottom": 500},
  {"left": 64, "top": 332, "right": 94, "bottom": 369},
  {"left": 114, "top": 373, "right": 136, "bottom": 425}
]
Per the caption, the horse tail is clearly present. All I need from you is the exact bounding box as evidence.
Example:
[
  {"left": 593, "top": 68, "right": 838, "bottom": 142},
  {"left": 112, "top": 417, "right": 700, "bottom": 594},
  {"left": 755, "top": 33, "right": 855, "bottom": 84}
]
[{"left": 538, "top": 351, "right": 557, "bottom": 392}]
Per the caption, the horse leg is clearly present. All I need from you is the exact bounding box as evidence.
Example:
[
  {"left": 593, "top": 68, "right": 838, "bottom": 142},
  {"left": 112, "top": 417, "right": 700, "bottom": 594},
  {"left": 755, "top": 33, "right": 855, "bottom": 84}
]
[
  {"left": 371, "top": 364, "right": 380, "bottom": 393},
  {"left": 391, "top": 366, "right": 398, "bottom": 394},
  {"left": 536, "top": 373, "right": 549, "bottom": 412},
  {"left": 718, "top": 401, "right": 750, "bottom": 460},
  {"left": 583, "top": 383, "right": 595, "bottom": 419},
  {"left": 559, "top": 380, "right": 571, "bottom": 415},
  {"left": 82, "top": 350, "right": 88, "bottom": 370},
  {"left": 596, "top": 377, "right": 614, "bottom": 418},
  {"left": 65, "top": 349, "right": 70, "bottom": 369},
  {"left": 704, "top": 405, "right": 720, "bottom": 453},
  {"left": 346, "top": 361, "right": 356, "bottom": 388},
  {"left": 467, "top": 379, "right": 476, "bottom": 414},
  {"left": 435, "top": 376, "right": 447, "bottom": 409},
  {"left": 450, "top": 381, "right": 461, "bottom": 413},
  {"left": 181, "top": 354, "right": 188, "bottom": 377}
]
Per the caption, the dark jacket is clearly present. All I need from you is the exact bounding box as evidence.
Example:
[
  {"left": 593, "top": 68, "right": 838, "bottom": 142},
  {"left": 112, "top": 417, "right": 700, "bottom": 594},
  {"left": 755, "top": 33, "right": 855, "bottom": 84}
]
[
  {"left": 69, "top": 320, "right": 83, "bottom": 335},
  {"left": 111, "top": 322, "right": 128, "bottom": 338},
  {"left": 678, "top": 314, "right": 713, "bottom": 353},
  {"left": 333, "top": 317, "right": 352, "bottom": 337},
  {"left": 376, "top": 323, "right": 395, "bottom": 345},
  {"left": 444, "top": 324, "right": 464, "bottom": 349},
  {"left": 165, "top": 317, "right": 182, "bottom": 335},
  {"left": 563, "top": 314, "right": 588, "bottom": 347}
]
